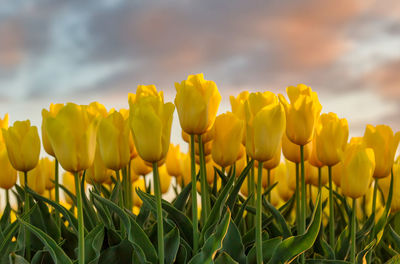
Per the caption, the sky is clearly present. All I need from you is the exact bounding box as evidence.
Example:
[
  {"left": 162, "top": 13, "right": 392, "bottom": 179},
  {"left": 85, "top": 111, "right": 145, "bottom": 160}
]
[{"left": 1, "top": 0, "right": 400, "bottom": 147}]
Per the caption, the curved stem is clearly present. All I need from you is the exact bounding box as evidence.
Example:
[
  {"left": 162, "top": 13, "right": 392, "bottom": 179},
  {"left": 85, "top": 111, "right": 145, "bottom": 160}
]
[
  {"left": 153, "top": 163, "right": 164, "bottom": 264},
  {"left": 24, "top": 171, "right": 31, "bottom": 261},
  {"left": 74, "top": 172, "right": 85, "bottom": 264},
  {"left": 328, "top": 166, "right": 335, "bottom": 247},
  {"left": 300, "top": 145, "right": 306, "bottom": 264},
  {"left": 256, "top": 161, "right": 263, "bottom": 264},
  {"left": 198, "top": 134, "right": 210, "bottom": 220},
  {"left": 351, "top": 198, "right": 356, "bottom": 263},
  {"left": 190, "top": 135, "right": 199, "bottom": 253},
  {"left": 267, "top": 169, "right": 271, "bottom": 202}
]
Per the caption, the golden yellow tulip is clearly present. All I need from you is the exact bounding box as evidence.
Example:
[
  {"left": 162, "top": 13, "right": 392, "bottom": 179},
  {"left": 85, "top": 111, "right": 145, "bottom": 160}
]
[
  {"left": 19, "top": 164, "right": 46, "bottom": 195},
  {"left": 45, "top": 103, "right": 99, "bottom": 173},
  {"left": 332, "top": 162, "right": 343, "bottom": 187},
  {"left": 86, "top": 146, "right": 112, "bottom": 184},
  {"left": 182, "top": 127, "right": 214, "bottom": 143},
  {"left": 175, "top": 73, "right": 221, "bottom": 135},
  {"left": 305, "top": 162, "right": 328, "bottom": 187},
  {"left": 97, "top": 111, "right": 130, "bottom": 170},
  {"left": 194, "top": 140, "right": 213, "bottom": 156},
  {"left": 263, "top": 143, "right": 282, "bottom": 170},
  {"left": 230, "top": 91, "right": 249, "bottom": 144},
  {"left": 0, "top": 113, "right": 9, "bottom": 140},
  {"left": 315, "top": 113, "right": 349, "bottom": 167},
  {"left": 131, "top": 156, "right": 152, "bottom": 176},
  {"left": 132, "top": 178, "right": 146, "bottom": 207},
  {"left": 166, "top": 144, "right": 183, "bottom": 177},
  {"left": 195, "top": 153, "right": 212, "bottom": 165},
  {"left": 41, "top": 104, "right": 63, "bottom": 157},
  {"left": 86, "top": 102, "right": 108, "bottom": 117},
  {"left": 158, "top": 165, "right": 172, "bottom": 194},
  {"left": 274, "top": 163, "right": 294, "bottom": 201},
  {"left": 41, "top": 157, "right": 56, "bottom": 190},
  {"left": 2, "top": 120, "right": 40, "bottom": 172},
  {"left": 309, "top": 136, "right": 323, "bottom": 168},
  {"left": 378, "top": 162, "right": 400, "bottom": 212},
  {"left": 341, "top": 139, "right": 375, "bottom": 199},
  {"left": 286, "top": 160, "right": 298, "bottom": 191},
  {"left": 363, "top": 125, "right": 400, "bottom": 179},
  {"left": 129, "top": 85, "right": 175, "bottom": 163},
  {"left": 212, "top": 112, "right": 244, "bottom": 167},
  {"left": 0, "top": 142, "right": 17, "bottom": 190},
  {"left": 62, "top": 172, "right": 80, "bottom": 205},
  {"left": 245, "top": 92, "right": 286, "bottom": 162},
  {"left": 282, "top": 131, "right": 311, "bottom": 163},
  {"left": 279, "top": 84, "right": 322, "bottom": 146},
  {"left": 120, "top": 108, "right": 138, "bottom": 159}
]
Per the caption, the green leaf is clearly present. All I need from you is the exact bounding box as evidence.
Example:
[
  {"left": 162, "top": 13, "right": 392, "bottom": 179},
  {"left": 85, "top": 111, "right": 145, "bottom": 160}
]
[
  {"left": 91, "top": 196, "right": 113, "bottom": 229},
  {"left": 18, "top": 218, "right": 73, "bottom": 264},
  {"left": 356, "top": 239, "right": 375, "bottom": 264},
  {"left": 172, "top": 181, "right": 192, "bottom": 211},
  {"left": 385, "top": 254, "right": 400, "bottom": 264},
  {"left": 335, "top": 226, "right": 350, "bottom": 260},
  {"left": 389, "top": 224, "right": 400, "bottom": 249},
  {"left": 221, "top": 220, "right": 246, "bottom": 264},
  {"left": 188, "top": 210, "right": 231, "bottom": 264},
  {"left": 80, "top": 172, "right": 99, "bottom": 230},
  {"left": 98, "top": 239, "right": 134, "bottom": 264},
  {"left": 8, "top": 253, "right": 30, "bottom": 264},
  {"left": 268, "top": 192, "right": 322, "bottom": 264},
  {"left": 305, "top": 260, "right": 351, "bottom": 263},
  {"left": 85, "top": 224, "right": 105, "bottom": 264},
  {"left": 215, "top": 252, "right": 239, "bottom": 264},
  {"left": 164, "top": 226, "right": 180, "bottom": 264},
  {"left": 226, "top": 160, "right": 253, "bottom": 210},
  {"left": 262, "top": 196, "right": 291, "bottom": 239},
  {"left": 128, "top": 216, "right": 158, "bottom": 263},
  {"left": 246, "top": 237, "right": 282, "bottom": 264},
  {"left": 234, "top": 194, "right": 253, "bottom": 227},
  {"left": 0, "top": 203, "right": 11, "bottom": 230}
]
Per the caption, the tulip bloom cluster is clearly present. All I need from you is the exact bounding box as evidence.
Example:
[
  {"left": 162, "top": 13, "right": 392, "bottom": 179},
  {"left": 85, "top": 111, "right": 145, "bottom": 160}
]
[{"left": 0, "top": 74, "right": 399, "bottom": 264}]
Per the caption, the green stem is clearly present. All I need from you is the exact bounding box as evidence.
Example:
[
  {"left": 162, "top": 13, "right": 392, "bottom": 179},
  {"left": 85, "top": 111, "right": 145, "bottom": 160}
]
[
  {"left": 74, "top": 172, "right": 85, "bottom": 264},
  {"left": 115, "top": 170, "right": 124, "bottom": 208},
  {"left": 267, "top": 169, "right": 271, "bottom": 202},
  {"left": 300, "top": 145, "right": 306, "bottom": 264},
  {"left": 6, "top": 189, "right": 9, "bottom": 206},
  {"left": 122, "top": 167, "right": 129, "bottom": 209},
  {"left": 318, "top": 167, "right": 321, "bottom": 193},
  {"left": 128, "top": 161, "right": 133, "bottom": 209},
  {"left": 198, "top": 134, "right": 210, "bottom": 220},
  {"left": 372, "top": 179, "right": 378, "bottom": 220},
  {"left": 295, "top": 162, "right": 300, "bottom": 235},
  {"left": 55, "top": 159, "right": 60, "bottom": 228},
  {"left": 328, "top": 166, "right": 335, "bottom": 247},
  {"left": 153, "top": 163, "right": 164, "bottom": 264},
  {"left": 256, "top": 161, "right": 263, "bottom": 264},
  {"left": 351, "top": 198, "right": 356, "bottom": 263},
  {"left": 249, "top": 159, "right": 255, "bottom": 227},
  {"left": 190, "top": 135, "right": 199, "bottom": 253},
  {"left": 24, "top": 171, "right": 31, "bottom": 261}
]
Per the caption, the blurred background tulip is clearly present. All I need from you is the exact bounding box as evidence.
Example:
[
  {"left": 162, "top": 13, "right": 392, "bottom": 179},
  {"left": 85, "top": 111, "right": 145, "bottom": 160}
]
[
  {"left": 41, "top": 104, "right": 64, "bottom": 157},
  {"left": 230, "top": 91, "right": 249, "bottom": 145},
  {"left": 166, "top": 144, "right": 183, "bottom": 178},
  {"left": 282, "top": 133, "right": 311, "bottom": 163}
]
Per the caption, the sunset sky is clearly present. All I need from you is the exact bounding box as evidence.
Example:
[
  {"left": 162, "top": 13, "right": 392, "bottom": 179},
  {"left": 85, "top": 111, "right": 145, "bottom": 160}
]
[{"left": 1, "top": 0, "right": 400, "bottom": 147}]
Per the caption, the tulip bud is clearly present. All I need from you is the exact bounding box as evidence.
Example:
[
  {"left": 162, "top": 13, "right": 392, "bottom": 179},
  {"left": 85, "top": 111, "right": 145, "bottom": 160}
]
[
  {"left": 245, "top": 92, "right": 286, "bottom": 162},
  {"left": 45, "top": 103, "right": 99, "bottom": 173},
  {"left": 86, "top": 102, "right": 108, "bottom": 118},
  {"left": 42, "top": 104, "right": 64, "bottom": 157},
  {"left": 282, "top": 132, "right": 311, "bottom": 163},
  {"left": 279, "top": 84, "right": 322, "bottom": 146},
  {"left": 175, "top": 73, "right": 221, "bottom": 135},
  {"left": 212, "top": 112, "right": 244, "bottom": 168},
  {"left": 166, "top": 144, "right": 183, "bottom": 177},
  {"left": 0, "top": 142, "right": 17, "bottom": 190},
  {"left": 341, "top": 139, "right": 375, "bottom": 199},
  {"left": 129, "top": 85, "right": 175, "bottom": 163},
  {"left": 363, "top": 125, "right": 400, "bottom": 179},
  {"left": 2, "top": 120, "right": 40, "bottom": 172},
  {"left": 230, "top": 91, "right": 249, "bottom": 144},
  {"left": 315, "top": 113, "right": 349, "bottom": 167}
]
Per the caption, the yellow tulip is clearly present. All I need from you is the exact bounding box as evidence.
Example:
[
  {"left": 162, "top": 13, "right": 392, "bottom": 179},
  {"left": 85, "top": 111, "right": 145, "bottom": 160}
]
[
  {"left": 363, "top": 125, "right": 400, "bottom": 179},
  {"left": 230, "top": 91, "right": 249, "bottom": 144},
  {"left": 274, "top": 163, "right": 294, "bottom": 201},
  {"left": 132, "top": 178, "right": 146, "bottom": 207},
  {"left": 86, "top": 146, "right": 112, "bottom": 184},
  {"left": 212, "top": 112, "right": 244, "bottom": 167},
  {"left": 19, "top": 163, "right": 46, "bottom": 195},
  {"left": 131, "top": 156, "right": 152, "bottom": 176},
  {"left": 45, "top": 103, "right": 99, "bottom": 172},
  {"left": 305, "top": 162, "right": 328, "bottom": 187},
  {"left": 263, "top": 144, "right": 282, "bottom": 170},
  {"left": 332, "top": 162, "right": 343, "bottom": 187},
  {"left": 2, "top": 120, "right": 40, "bottom": 172},
  {"left": 279, "top": 84, "right": 322, "bottom": 146},
  {"left": 129, "top": 85, "right": 175, "bottom": 163},
  {"left": 182, "top": 127, "right": 214, "bottom": 143},
  {"left": 86, "top": 101, "right": 108, "bottom": 117},
  {"left": 240, "top": 177, "right": 249, "bottom": 197},
  {"left": 158, "top": 165, "right": 172, "bottom": 194},
  {"left": 195, "top": 153, "right": 212, "bottom": 165},
  {"left": 0, "top": 142, "right": 17, "bottom": 190},
  {"left": 0, "top": 113, "right": 9, "bottom": 140},
  {"left": 62, "top": 171, "right": 84, "bottom": 205},
  {"left": 41, "top": 157, "right": 56, "bottom": 190},
  {"left": 166, "top": 144, "right": 183, "bottom": 177},
  {"left": 245, "top": 92, "right": 286, "bottom": 162},
  {"left": 378, "top": 162, "right": 400, "bottom": 213},
  {"left": 309, "top": 136, "right": 324, "bottom": 168},
  {"left": 315, "top": 113, "right": 349, "bottom": 167},
  {"left": 120, "top": 108, "right": 137, "bottom": 159},
  {"left": 282, "top": 130, "right": 311, "bottom": 163},
  {"left": 97, "top": 111, "right": 130, "bottom": 170},
  {"left": 41, "top": 104, "right": 64, "bottom": 157},
  {"left": 341, "top": 139, "right": 375, "bottom": 199},
  {"left": 181, "top": 153, "right": 196, "bottom": 186},
  {"left": 175, "top": 73, "right": 221, "bottom": 135},
  {"left": 194, "top": 140, "right": 213, "bottom": 156},
  {"left": 286, "top": 160, "right": 298, "bottom": 191}
]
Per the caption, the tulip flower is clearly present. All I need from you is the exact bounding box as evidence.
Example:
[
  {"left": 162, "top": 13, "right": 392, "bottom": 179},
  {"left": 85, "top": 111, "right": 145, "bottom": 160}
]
[
  {"left": 379, "top": 162, "right": 400, "bottom": 213},
  {"left": 175, "top": 73, "right": 221, "bottom": 135},
  {"left": 42, "top": 104, "right": 64, "bottom": 157},
  {"left": 212, "top": 112, "right": 244, "bottom": 168},
  {"left": 41, "top": 157, "right": 56, "bottom": 191},
  {"left": 305, "top": 162, "right": 328, "bottom": 187},
  {"left": 230, "top": 91, "right": 249, "bottom": 144},
  {"left": 132, "top": 156, "right": 152, "bottom": 176},
  {"left": 97, "top": 111, "right": 130, "bottom": 171},
  {"left": 274, "top": 163, "right": 294, "bottom": 201},
  {"left": 86, "top": 101, "right": 108, "bottom": 118},
  {"left": 62, "top": 171, "right": 85, "bottom": 205},
  {"left": 278, "top": 84, "right": 322, "bottom": 146},
  {"left": 120, "top": 108, "right": 137, "bottom": 159},
  {"left": 158, "top": 165, "right": 172, "bottom": 194},
  {"left": 86, "top": 146, "right": 112, "bottom": 184},
  {"left": 166, "top": 144, "right": 183, "bottom": 178},
  {"left": 263, "top": 144, "right": 281, "bottom": 171},
  {"left": 19, "top": 164, "right": 46, "bottom": 195},
  {"left": 182, "top": 127, "right": 214, "bottom": 143},
  {"left": 309, "top": 136, "right": 323, "bottom": 168},
  {"left": 282, "top": 133, "right": 311, "bottom": 163},
  {"left": 315, "top": 113, "right": 349, "bottom": 167},
  {"left": 331, "top": 162, "right": 343, "bottom": 187},
  {"left": 0, "top": 142, "right": 17, "bottom": 193},
  {"left": 132, "top": 178, "right": 146, "bottom": 207}
]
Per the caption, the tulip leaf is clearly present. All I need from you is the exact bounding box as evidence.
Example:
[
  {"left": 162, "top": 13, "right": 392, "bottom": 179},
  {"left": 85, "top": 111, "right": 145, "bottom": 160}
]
[
  {"left": 18, "top": 218, "right": 73, "bottom": 264},
  {"left": 85, "top": 224, "right": 105, "bottom": 264},
  {"left": 226, "top": 160, "right": 253, "bottom": 210},
  {"left": 164, "top": 226, "right": 180, "bottom": 264},
  {"left": 389, "top": 224, "right": 400, "bottom": 249},
  {"left": 80, "top": 172, "right": 99, "bottom": 230},
  {"left": 356, "top": 212, "right": 375, "bottom": 241},
  {"left": 9, "top": 253, "right": 30, "bottom": 264},
  {"left": 246, "top": 237, "right": 282, "bottom": 264},
  {"left": 188, "top": 210, "right": 231, "bottom": 264},
  {"left": 221, "top": 220, "right": 246, "bottom": 264},
  {"left": 215, "top": 252, "right": 239, "bottom": 264},
  {"left": 268, "top": 193, "right": 322, "bottom": 264},
  {"left": 335, "top": 226, "right": 350, "bottom": 260},
  {"left": 234, "top": 194, "right": 253, "bottom": 227},
  {"left": 98, "top": 239, "right": 135, "bottom": 264},
  {"left": 305, "top": 260, "right": 351, "bottom": 263},
  {"left": 0, "top": 203, "right": 11, "bottom": 230},
  {"left": 173, "top": 181, "right": 192, "bottom": 211},
  {"left": 215, "top": 167, "right": 228, "bottom": 186},
  {"left": 262, "top": 196, "right": 292, "bottom": 238},
  {"left": 356, "top": 239, "right": 375, "bottom": 264},
  {"left": 91, "top": 196, "right": 113, "bottom": 229},
  {"left": 58, "top": 183, "right": 77, "bottom": 205},
  {"left": 385, "top": 254, "right": 400, "bottom": 264}
]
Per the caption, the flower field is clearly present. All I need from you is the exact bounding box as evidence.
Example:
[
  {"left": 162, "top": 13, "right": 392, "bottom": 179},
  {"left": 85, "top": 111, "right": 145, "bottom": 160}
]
[{"left": 0, "top": 73, "right": 399, "bottom": 264}]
